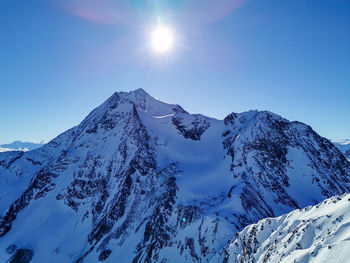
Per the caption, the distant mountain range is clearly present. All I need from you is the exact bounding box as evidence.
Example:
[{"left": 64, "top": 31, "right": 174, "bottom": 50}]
[
  {"left": 0, "top": 141, "right": 44, "bottom": 152},
  {"left": 0, "top": 89, "right": 349, "bottom": 262}
]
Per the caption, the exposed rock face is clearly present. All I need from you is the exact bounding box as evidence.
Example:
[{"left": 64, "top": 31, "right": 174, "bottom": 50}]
[
  {"left": 0, "top": 89, "right": 349, "bottom": 262},
  {"left": 9, "top": 249, "right": 34, "bottom": 263},
  {"left": 212, "top": 193, "right": 350, "bottom": 263},
  {"left": 6, "top": 244, "right": 17, "bottom": 254},
  {"left": 222, "top": 111, "right": 350, "bottom": 228},
  {"left": 172, "top": 113, "right": 211, "bottom": 141}
]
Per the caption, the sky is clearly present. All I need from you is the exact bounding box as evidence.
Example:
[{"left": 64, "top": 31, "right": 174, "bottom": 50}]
[{"left": 0, "top": 0, "right": 349, "bottom": 144}]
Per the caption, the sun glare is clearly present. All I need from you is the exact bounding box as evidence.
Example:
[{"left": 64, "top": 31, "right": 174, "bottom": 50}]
[{"left": 151, "top": 25, "right": 174, "bottom": 54}]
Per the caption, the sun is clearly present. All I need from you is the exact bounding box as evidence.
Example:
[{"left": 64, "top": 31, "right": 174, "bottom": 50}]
[{"left": 151, "top": 25, "right": 174, "bottom": 54}]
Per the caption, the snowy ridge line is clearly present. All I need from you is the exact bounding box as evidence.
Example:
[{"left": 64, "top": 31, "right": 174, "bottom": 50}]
[{"left": 212, "top": 193, "right": 350, "bottom": 263}]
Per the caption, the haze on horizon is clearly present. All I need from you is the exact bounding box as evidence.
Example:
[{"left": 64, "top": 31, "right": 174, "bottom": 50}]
[{"left": 0, "top": 0, "right": 349, "bottom": 144}]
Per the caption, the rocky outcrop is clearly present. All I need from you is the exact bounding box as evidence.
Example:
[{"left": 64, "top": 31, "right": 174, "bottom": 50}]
[
  {"left": 212, "top": 194, "right": 350, "bottom": 263},
  {"left": 9, "top": 248, "right": 34, "bottom": 263}
]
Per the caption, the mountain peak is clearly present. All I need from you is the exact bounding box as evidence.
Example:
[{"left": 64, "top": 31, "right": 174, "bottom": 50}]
[
  {"left": 113, "top": 88, "right": 151, "bottom": 99},
  {"left": 102, "top": 89, "right": 185, "bottom": 118},
  {"left": 74, "top": 89, "right": 186, "bottom": 136}
]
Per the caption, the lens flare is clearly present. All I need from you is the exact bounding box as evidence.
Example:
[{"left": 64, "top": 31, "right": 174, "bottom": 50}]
[
  {"left": 54, "top": 0, "right": 247, "bottom": 26},
  {"left": 151, "top": 25, "right": 174, "bottom": 54}
]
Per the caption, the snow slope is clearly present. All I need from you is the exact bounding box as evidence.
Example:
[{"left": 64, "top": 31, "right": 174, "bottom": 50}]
[
  {"left": 0, "top": 89, "right": 349, "bottom": 262},
  {"left": 212, "top": 193, "right": 350, "bottom": 263}
]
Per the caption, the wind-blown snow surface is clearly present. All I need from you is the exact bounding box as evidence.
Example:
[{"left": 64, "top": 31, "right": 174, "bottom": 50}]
[
  {"left": 332, "top": 139, "right": 350, "bottom": 161},
  {"left": 212, "top": 193, "right": 350, "bottom": 263},
  {"left": 0, "top": 89, "right": 349, "bottom": 262}
]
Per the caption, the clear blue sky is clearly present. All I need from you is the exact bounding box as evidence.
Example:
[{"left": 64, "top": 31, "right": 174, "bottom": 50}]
[{"left": 1, "top": 0, "right": 349, "bottom": 144}]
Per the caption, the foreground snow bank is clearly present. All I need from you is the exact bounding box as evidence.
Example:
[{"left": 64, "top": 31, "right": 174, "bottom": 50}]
[{"left": 212, "top": 193, "right": 350, "bottom": 263}]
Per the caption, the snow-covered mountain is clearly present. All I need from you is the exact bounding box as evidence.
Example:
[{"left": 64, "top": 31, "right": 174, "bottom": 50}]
[
  {"left": 332, "top": 139, "right": 350, "bottom": 161},
  {"left": 212, "top": 193, "right": 350, "bottom": 263},
  {"left": 0, "top": 141, "right": 44, "bottom": 152},
  {"left": 0, "top": 89, "right": 349, "bottom": 262}
]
